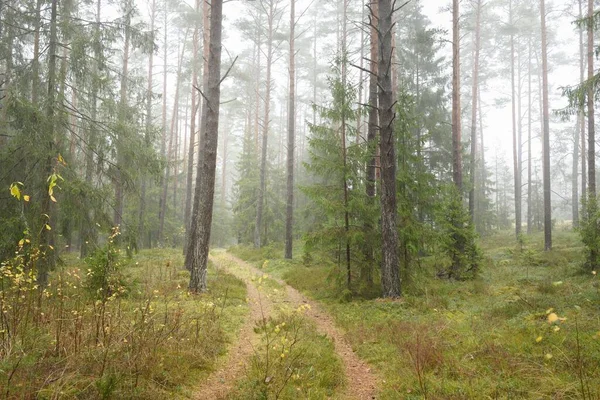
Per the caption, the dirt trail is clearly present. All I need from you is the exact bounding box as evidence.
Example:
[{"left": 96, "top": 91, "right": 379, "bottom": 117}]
[
  {"left": 192, "top": 256, "right": 273, "bottom": 400},
  {"left": 220, "top": 253, "right": 379, "bottom": 400}
]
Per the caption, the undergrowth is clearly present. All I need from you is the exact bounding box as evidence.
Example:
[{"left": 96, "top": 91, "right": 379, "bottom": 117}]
[
  {"left": 0, "top": 244, "right": 247, "bottom": 399},
  {"left": 230, "top": 230, "right": 600, "bottom": 399}
]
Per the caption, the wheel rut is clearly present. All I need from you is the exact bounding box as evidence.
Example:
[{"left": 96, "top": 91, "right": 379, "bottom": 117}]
[{"left": 212, "top": 252, "right": 379, "bottom": 400}]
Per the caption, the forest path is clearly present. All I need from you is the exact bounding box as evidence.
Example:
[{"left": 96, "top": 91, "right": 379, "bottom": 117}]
[
  {"left": 192, "top": 252, "right": 274, "bottom": 399},
  {"left": 218, "top": 252, "right": 379, "bottom": 400}
]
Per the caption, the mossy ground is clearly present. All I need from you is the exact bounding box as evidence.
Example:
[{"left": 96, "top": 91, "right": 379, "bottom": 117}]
[
  {"left": 229, "top": 228, "right": 600, "bottom": 399},
  {"left": 0, "top": 248, "right": 248, "bottom": 399}
]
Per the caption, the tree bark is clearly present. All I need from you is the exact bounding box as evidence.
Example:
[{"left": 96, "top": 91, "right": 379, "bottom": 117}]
[
  {"left": 587, "top": 0, "right": 595, "bottom": 198},
  {"left": 186, "top": 0, "right": 224, "bottom": 292},
  {"left": 139, "top": 0, "right": 156, "bottom": 248},
  {"left": 367, "top": 0, "right": 378, "bottom": 198},
  {"left": 284, "top": 0, "right": 295, "bottom": 259},
  {"left": 254, "top": 0, "right": 277, "bottom": 249},
  {"left": 114, "top": 2, "right": 131, "bottom": 229},
  {"left": 580, "top": 0, "right": 587, "bottom": 208},
  {"left": 377, "top": 0, "right": 400, "bottom": 298},
  {"left": 159, "top": 31, "right": 188, "bottom": 244},
  {"left": 540, "top": 0, "right": 552, "bottom": 250},
  {"left": 587, "top": 0, "right": 596, "bottom": 267},
  {"left": 527, "top": 35, "right": 533, "bottom": 234},
  {"left": 341, "top": 0, "right": 351, "bottom": 288},
  {"left": 469, "top": 0, "right": 482, "bottom": 222},
  {"left": 510, "top": 0, "right": 521, "bottom": 239},
  {"left": 452, "top": 0, "right": 462, "bottom": 190},
  {"left": 39, "top": 0, "right": 59, "bottom": 286}
]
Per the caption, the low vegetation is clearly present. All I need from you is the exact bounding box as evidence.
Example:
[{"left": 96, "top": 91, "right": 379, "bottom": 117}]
[
  {"left": 230, "top": 228, "right": 600, "bottom": 399},
  {"left": 0, "top": 243, "right": 247, "bottom": 399}
]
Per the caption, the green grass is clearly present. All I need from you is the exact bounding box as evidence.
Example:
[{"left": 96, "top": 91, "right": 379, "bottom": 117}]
[
  {"left": 0, "top": 248, "right": 248, "bottom": 399},
  {"left": 229, "top": 230, "right": 600, "bottom": 399},
  {"left": 213, "top": 250, "right": 345, "bottom": 400}
]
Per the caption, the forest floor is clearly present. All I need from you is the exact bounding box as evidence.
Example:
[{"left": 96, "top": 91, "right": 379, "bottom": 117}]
[
  {"left": 194, "top": 251, "right": 377, "bottom": 399},
  {"left": 3, "top": 229, "right": 599, "bottom": 399},
  {"left": 228, "top": 228, "right": 600, "bottom": 399}
]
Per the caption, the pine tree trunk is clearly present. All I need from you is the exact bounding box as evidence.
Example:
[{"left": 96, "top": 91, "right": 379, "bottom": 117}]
[
  {"left": 587, "top": 0, "right": 595, "bottom": 198},
  {"left": 510, "top": 0, "right": 521, "bottom": 239},
  {"left": 114, "top": 3, "right": 131, "bottom": 229},
  {"left": 367, "top": 0, "right": 378, "bottom": 198},
  {"left": 31, "top": 0, "right": 42, "bottom": 104},
  {"left": 527, "top": 35, "right": 533, "bottom": 234},
  {"left": 452, "top": 0, "right": 462, "bottom": 190},
  {"left": 81, "top": 0, "right": 102, "bottom": 257},
  {"left": 587, "top": 0, "right": 596, "bottom": 267},
  {"left": 356, "top": 0, "right": 365, "bottom": 143},
  {"left": 580, "top": 0, "right": 587, "bottom": 207},
  {"left": 341, "top": 0, "right": 351, "bottom": 289},
  {"left": 39, "top": 0, "right": 59, "bottom": 286},
  {"left": 469, "top": 0, "right": 482, "bottom": 222},
  {"left": 139, "top": 0, "right": 156, "bottom": 248},
  {"left": 540, "top": 0, "right": 552, "bottom": 250},
  {"left": 377, "top": 0, "right": 400, "bottom": 298},
  {"left": 255, "top": 0, "right": 275, "bottom": 249},
  {"left": 186, "top": 0, "right": 224, "bottom": 292},
  {"left": 284, "top": 0, "right": 296, "bottom": 259},
  {"left": 159, "top": 32, "right": 188, "bottom": 244},
  {"left": 184, "top": 0, "right": 200, "bottom": 245}
]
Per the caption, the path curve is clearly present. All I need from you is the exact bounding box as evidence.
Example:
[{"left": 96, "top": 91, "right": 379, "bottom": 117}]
[{"left": 222, "top": 253, "right": 378, "bottom": 400}]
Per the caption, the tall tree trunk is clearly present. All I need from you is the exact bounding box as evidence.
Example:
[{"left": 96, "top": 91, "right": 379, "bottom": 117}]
[
  {"left": 510, "top": 0, "right": 521, "bottom": 239},
  {"left": 587, "top": 0, "right": 595, "bottom": 197},
  {"left": 377, "top": 0, "right": 400, "bottom": 298},
  {"left": 340, "top": 0, "right": 351, "bottom": 288},
  {"left": 31, "top": 0, "right": 42, "bottom": 104},
  {"left": 159, "top": 32, "right": 188, "bottom": 244},
  {"left": 139, "top": 0, "right": 156, "bottom": 248},
  {"left": 284, "top": 0, "right": 295, "bottom": 259},
  {"left": 254, "top": 0, "right": 276, "bottom": 249},
  {"left": 158, "top": 0, "right": 168, "bottom": 241},
  {"left": 39, "top": 0, "right": 59, "bottom": 286},
  {"left": 186, "top": 0, "right": 224, "bottom": 292},
  {"left": 114, "top": 4, "right": 131, "bottom": 228},
  {"left": 184, "top": 0, "right": 200, "bottom": 245},
  {"left": 540, "top": 0, "right": 552, "bottom": 250},
  {"left": 469, "top": 0, "right": 482, "bottom": 222},
  {"left": 356, "top": 0, "right": 365, "bottom": 142},
  {"left": 452, "top": 0, "right": 462, "bottom": 190},
  {"left": 580, "top": 0, "right": 587, "bottom": 209},
  {"left": 587, "top": 0, "right": 596, "bottom": 266},
  {"left": 221, "top": 124, "right": 228, "bottom": 207},
  {"left": 366, "top": 0, "right": 378, "bottom": 198},
  {"left": 81, "top": 0, "right": 101, "bottom": 257},
  {"left": 527, "top": 35, "right": 533, "bottom": 234}
]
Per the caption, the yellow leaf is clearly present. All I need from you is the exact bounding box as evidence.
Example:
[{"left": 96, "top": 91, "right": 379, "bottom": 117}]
[
  {"left": 545, "top": 308, "right": 554, "bottom": 315},
  {"left": 23, "top": 195, "right": 30, "bottom": 202},
  {"left": 50, "top": 195, "right": 57, "bottom": 203},
  {"left": 547, "top": 313, "right": 559, "bottom": 323},
  {"left": 545, "top": 353, "right": 553, "bottom": 360},
  {"left": 45, "top": 224, "right": 52, "bottom": 231},
  {"left": 536, "top": 336, "right": 543, "bottom": 343},
  {"left": 553, "top": 326, "right": 561, "bottom": 332},
  {"left": 10, "top": 184, "right": 21, "bottom": 200}
]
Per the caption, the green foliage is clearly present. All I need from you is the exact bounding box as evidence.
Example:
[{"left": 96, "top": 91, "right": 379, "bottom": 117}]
[
  {"left": 302, "top": 58, "right": 378, "bottom": 293},
  {"left": 0, "top": 248, "right": 249, "bottom": 399},
  {"left": 578, "top": 194, "right": 600, "bottom": 271},
  {"left": 235, "top": 231, "right": 600, "bottom": 399},
  {"left": 435, "top": 185, "right": 481, "bottom": 279},
  {"left": 85, "top": 227, "right": 129, "bottom": 300}
]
